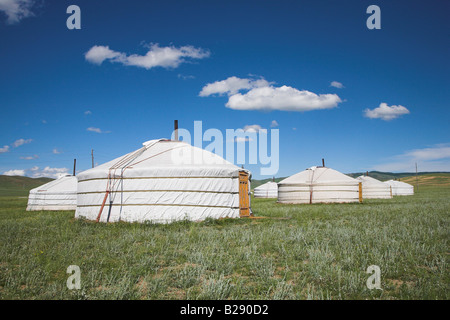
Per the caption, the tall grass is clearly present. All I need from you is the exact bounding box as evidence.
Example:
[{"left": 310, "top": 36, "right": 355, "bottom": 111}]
[{"left": 0, "top": 186, "right": 448, "bottom": 299}]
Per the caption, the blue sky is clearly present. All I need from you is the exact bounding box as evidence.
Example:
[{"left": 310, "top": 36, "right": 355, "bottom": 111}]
[{"left": 0, "top": 0, "right": 449, "bottom": 179}]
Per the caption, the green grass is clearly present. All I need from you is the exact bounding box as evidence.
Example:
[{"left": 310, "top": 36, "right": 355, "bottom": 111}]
[
  {"left": 0, "top": 186, "right": 448, "bottom": 300},
  {"left": 0, "top": 175, "right": 53, "bottom": 197},
  {"left": 400, "top": 173, "right": 450, "bottom": 187}
]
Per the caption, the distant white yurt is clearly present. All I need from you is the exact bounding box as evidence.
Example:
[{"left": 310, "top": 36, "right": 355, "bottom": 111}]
[
  {"left": 356, "top": 175, "right": 392, "bottom": 199},
  {"left": 384, "top": 180, "right": 414, "bottom": 196},
  {"left": 254, "top": 181, "right": 278, "bottom": 198},
  {"left": 26, "top": 175, "right": 77, "bottom": 211},
  {"left": 75, "top": 139, "right": 252, "bottom": 223},
  {"left": 277, "top": 166, "right": 361, "bottom": 204}
]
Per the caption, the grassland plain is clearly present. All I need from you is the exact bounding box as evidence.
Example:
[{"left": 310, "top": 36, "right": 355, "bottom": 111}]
[
  {"left": 0, "top": 184, "right": 448, "bottom": 300},
  {"left": 0, "top": 176, "right": 52, "bottom": 197}
]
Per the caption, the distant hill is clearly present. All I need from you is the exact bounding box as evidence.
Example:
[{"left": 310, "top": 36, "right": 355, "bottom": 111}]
[
  {"left": 251, "top": 177, "right": 286, "bottom": 189},
  {"left": 0, "top": 175, "right": 53, "bottom": 197},
  {"left": 399, "top": 173, "right": 450, "bottom": 187},
  {"left": 346, "top": 171, "right": 450, "bottom": 182}
]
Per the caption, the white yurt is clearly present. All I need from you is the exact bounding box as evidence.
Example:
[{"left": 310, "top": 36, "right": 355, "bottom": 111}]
[
  {"left": 277, "top": 166, "right": 361, "bottom": 204},
  {"left": 356, "top": 175, "right": 392, "bottom": 199},
  {"left": 75, "top": 139, "right": 252, "bottom": 223},
  {"left": 26, "top": 175, "right": 78, "bottom": 211},
  {"left": 384, "top": 180, "right": 414, "bottom": 196},
  {"left": 254, "top": 181, "right": 278, "bottom": 198}
]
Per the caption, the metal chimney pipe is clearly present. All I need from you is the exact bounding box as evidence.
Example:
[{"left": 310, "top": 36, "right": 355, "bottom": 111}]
[
  {"left": 73, "top": 159, "right": 76, "bottom": 176},
  {"left": 174, "top": 120, "right": 179, "bottom": 141},
  {"left": 322, "top": 158, "right": 325, "bottom": 167}
]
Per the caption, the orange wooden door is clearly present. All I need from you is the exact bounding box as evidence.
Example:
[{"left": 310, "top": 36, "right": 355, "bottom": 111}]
[
  {"left": 239, "top": 171, "right": 250, "bottom": 217},
  {"left": 358, "top": 182, "right": 363, "bottom": 203}
]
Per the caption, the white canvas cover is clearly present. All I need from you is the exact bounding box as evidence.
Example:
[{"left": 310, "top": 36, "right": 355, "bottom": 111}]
[
  {"left": 254, "top": 181, "right": 278, "bottom": 198},
  {"left": 384, "top": 180, "right": 414, "bottom": 196},
  {"left": 26, "top": 175, "right": 77, "bottom": 211},
  {"left": 277, "top": 166, "right": 360, "bottom": 204},
  {"left": 75, "top": 139, "right": 251, "bottom": 223},
  {"left": 356, "top": 175, "right": 392, "bottom": 199}
]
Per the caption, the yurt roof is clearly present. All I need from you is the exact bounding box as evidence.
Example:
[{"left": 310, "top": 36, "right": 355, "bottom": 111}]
[
  {"left": 77, "top": 139, "right": 248, "bottom": 180},
  {"left": 29, "top": 175, "right": 77, "bottom": 193},
  {"left": 254, "top": 181, "right": 278, "bottom": 190},
  {"left": 279, "top": 166, "right": 358, "bottom": 186},
  {"left": 356, "top": 175, "right": 387, "bottom": 186},
  {"left": 384, "top": 180, "right": 413, "bottom": 187}
]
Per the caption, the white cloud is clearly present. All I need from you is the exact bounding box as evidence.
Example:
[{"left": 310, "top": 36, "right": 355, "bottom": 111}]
[
  {"left": 235, "top": 137, "right": 253, "bottom": 143},
  {"left": 404, "top": 144, "right": 450, "bottom": 161},
  {"left": 84, "top": 46, "right": 123, "bottom": 65},
  {"left": 29, "top": 166, "right": 69, "bottom": 179},
  {"left": 177, "top": 74, "right": 195, "bottom": 80},
  {"left": 242, "top": 124, "right": 263, "bottom": 132},
  {"left": 84, "top": 110, "right": 92, "bottom": 115},
  {"left": 330, "top": 81, "right": 344, "bottom": 89},
  {"left": 200, "top": 76, "right": 342, "bottom": 112},
  {"left": 199, "top": 76, "right": 270, "bottom": 97},
  {"left": 3, "top": 169, "right": 25, "bottom": 176},
  {"left": 87, "top": 127, "right": 110, "bottom": 134},
  {"left": 226, "top": 127, "right": 259, "bottom": 143},
  {"left": 0, "top": 145, "right": 10, "bottom": 153},
  {"left": 52, "top": 148, "right": 61, "bottom": 154},
  {"left": 20, "top": 154, "right": 38, "bottom": 160},
  {"left": 85, "top": 43, "right": 210, "bottom": 69},
  {"left": 0, "top": 0, "right": 35, "bottom": 24},
  {"left": 87, "top": 127, "right": 101, "bottom": 133},
  {"left": 227, "top": 85, "right": 342, "bottom": 112},
  {"left": 364, "top": 103, "right": 410, "bottom": 121},
  {"left": 12, "top": 138, "right": 32, "bottom": 148},
  {"left": 270, "top": 120, "right": 279, "bottom": 127},
  {"left": 2, "top": 166, "right": 69, "bottom": 178},
  {"left": 373, "top": 143, "right": 450, "bottom": 172}
]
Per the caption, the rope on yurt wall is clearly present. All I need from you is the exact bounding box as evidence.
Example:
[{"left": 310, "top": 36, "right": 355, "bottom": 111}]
[
  {"left": 108, "top": 144, "right": 189, "bottom": 198},
  {"left": 107, "top": 147, "right": 149, "bottom": 222},
  {"left": 96, "top": 141, "right": 190, "bottom": 222},
  {"left": 96, "top": 145, "right": 149, "bottom": 223},
  {"left": 307, "top": 167, "right": 329, "bottom": 204},
  {"left": 309, "top": 168, "right": 317, "bottom": 204}
]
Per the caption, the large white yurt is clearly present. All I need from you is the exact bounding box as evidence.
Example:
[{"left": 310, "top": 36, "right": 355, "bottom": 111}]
[
  {"left": 277, "top": 166, "right": 361, "bottom": 204},
  {"left": 75, "top": 139, "right": 252, "bottom": 223},
  {"left": 254, "top": 181, "right": 278, "bottom": 198},
  {"left": 356, "top": 175, "right": 392, "bottom": 199},
  {"left": 26, "top": 175, "right": 78, "bottom": 211},
  {"left": 384, "top": 180, "right": 414, "bottom": 196}
]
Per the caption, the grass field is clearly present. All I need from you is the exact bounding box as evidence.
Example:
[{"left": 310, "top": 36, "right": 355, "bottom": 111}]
[
  {"left": 0, "top": 175, "right": 52, "bottom": 197},
  {"left": 400, "top": 173, "right": 450, "bottom": 188},
  {"left": 0, "top": 182, "right": 448, "bottom": 300}
]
